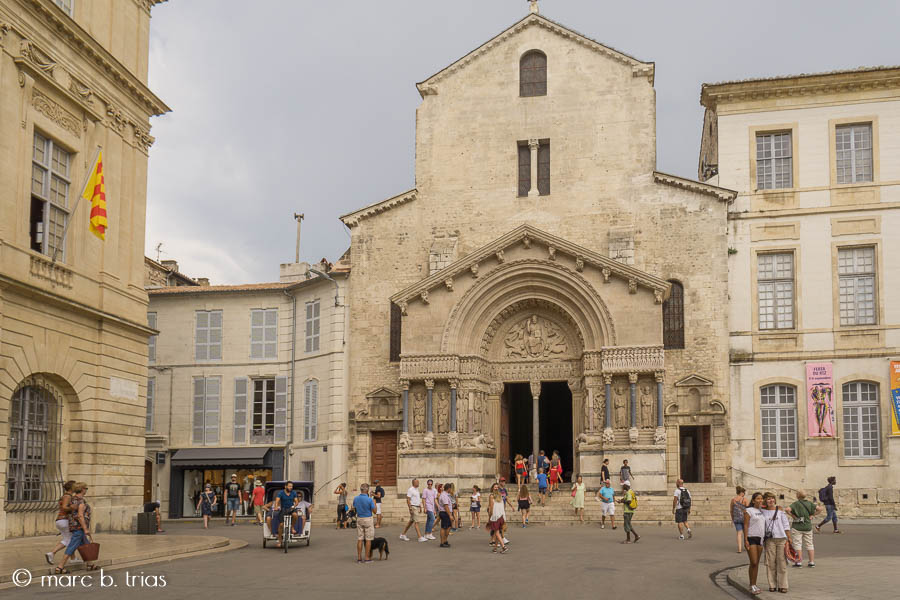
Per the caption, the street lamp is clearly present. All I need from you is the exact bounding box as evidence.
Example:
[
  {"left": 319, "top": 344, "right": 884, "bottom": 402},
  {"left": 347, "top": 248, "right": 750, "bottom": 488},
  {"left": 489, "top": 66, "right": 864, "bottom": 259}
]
[{"left": 309, "top": 267, "right": 341, "bottom": 307}]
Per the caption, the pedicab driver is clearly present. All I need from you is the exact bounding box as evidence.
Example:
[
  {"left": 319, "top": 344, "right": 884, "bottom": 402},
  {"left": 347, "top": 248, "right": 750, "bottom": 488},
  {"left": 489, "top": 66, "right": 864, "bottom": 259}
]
[{"left": 273, "top": 481, "right": 299, "bottom": 548}]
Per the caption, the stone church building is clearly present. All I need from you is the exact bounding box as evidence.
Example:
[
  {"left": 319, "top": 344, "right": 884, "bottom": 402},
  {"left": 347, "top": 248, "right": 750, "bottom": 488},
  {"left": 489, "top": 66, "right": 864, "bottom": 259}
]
[{"left": 340, "top": 5, "right": 737, "bottom": 493}]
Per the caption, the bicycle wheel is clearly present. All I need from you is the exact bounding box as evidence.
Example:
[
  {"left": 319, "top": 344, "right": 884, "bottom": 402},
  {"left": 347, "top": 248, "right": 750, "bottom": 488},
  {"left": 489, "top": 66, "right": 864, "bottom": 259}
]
[{"left": 283, "top": 514, "right": 290, "bottom": 553}]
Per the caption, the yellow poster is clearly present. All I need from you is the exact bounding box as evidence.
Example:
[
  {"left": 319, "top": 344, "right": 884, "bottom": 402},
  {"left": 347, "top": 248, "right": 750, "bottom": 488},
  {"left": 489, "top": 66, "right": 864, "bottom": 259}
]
[{"left": 891, "top": 361, "right": 900, "bottom": 436}]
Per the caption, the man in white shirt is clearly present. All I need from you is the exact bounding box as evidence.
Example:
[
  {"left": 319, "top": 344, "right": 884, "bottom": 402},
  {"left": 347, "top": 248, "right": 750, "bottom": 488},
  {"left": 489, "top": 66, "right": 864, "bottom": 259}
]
[
  {"left": 672, "top": 478, "right": 693, "bottom": 540},
  {"left": 399, "top": 479, "right": 427, "bottom": 542}
]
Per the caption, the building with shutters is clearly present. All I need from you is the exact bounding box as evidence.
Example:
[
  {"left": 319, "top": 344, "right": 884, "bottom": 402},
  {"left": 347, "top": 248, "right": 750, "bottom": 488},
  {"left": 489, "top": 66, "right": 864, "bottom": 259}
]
[
  {"left": 699, "top": 67, "right": 900, "bottom": 516},
  {"left": 0, "top": 0, "right": 168, "bottom": 538},
  {"left": 145, "top": 259, "right": 348, "bottom": 516}
]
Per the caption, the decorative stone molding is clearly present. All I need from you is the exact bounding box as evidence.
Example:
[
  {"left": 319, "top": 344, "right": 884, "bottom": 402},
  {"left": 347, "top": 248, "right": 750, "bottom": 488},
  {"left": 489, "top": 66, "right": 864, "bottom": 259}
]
[
  {"left": 420, "top": 290, "right": 429, "bottom": 304},
  {"left": 522, "top": 233, "right": 531, "bottom": 249},
  {"left": 654, "top": 427, "right": 667, "bottom": 445},
  {"left": 400, "top": 355, "right": 460, "bottom": 380},
  {"left": 447, "top": 431, "right": 460, "bottom": 448},
  {"left": 654, "top": 290, "right": 663, "bottom": 304},
  {"left": 628, "top": 372, "right": 638, "bottom": 384},
  {"left": 398, "top": 301, "right": 408, "bottom": 316},
  {"left": 399, "top": 432, "right": 412, "bottom": 450},
  {"left": 654, "top": 371, "right": 665, "bottom": 384},
  {"left": 603, "top": 374, "right": 612, "bottom": 386},
  {"left": 400, "top": 379, "right": 410, "bottom": 390},
  {"left": 20, "top": 39, "right": 55, "bottom": 74},
  {"left": 575, "top": 256, "right": 584, "bottom": 272},
  {"left": 133, "top": 125, "right": 154, "bottom": 152},
  {"left": 424, "top": 379, "right": 435, "bottom": 390},
  {"left": 32, "top": 89, "right": 80, "bottom": 138},
  {"left": 496, "top": 250, "right": 505, "bottom": 264},
  {"left": 339, "top": 189, "right": 417, "bottom": 227},
  {"left": 480, "top": 298, "right": 585, "bottom": 357},
  {"left": 600, "top": 346, "right": 664, "bottom": 374},
  {"left": 628, "top": 278, "right": 637, "bottom": 294},
  {"left": 470, "top": 263, "right": 479, "bottom": 278},
  {"left": 30, "top": 254, "right": 73, "bottom": 288},
  {"left": 106, "top": 103, "right": 128, "bottom": 133},
  {"left": 68, "top": 74, "right": 93, "bottom": 106},
  {"left": 601, "top": 267, "right": 611, "bottom": 283},
  {"left": 548, "top": 246, "right": 556, "bottom": 261},
  {"left": 628, "top": 427, "right": 639, "bottom": 444},
  {"left": 653, "top": 171, "right": 737, "bottom": 202},
  {"left": 492, "top": 360, "right": 580, "bottom": 385},
  {"left": 423, "top": 431, "right": 434, "bottom": 448},
  {"left": 601, "top": 427, "right": 614, "bottom": 445},
  {"left": 488, "top": 381, "right": 504, "bottom": 395},
  {"left": 529, "top": 381, "right": 541, "bottom": 397}
]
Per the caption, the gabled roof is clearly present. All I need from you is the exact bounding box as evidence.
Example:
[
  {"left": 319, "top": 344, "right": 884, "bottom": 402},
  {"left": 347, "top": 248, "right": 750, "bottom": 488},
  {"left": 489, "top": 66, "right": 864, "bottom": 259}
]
[
  {"left": 415, "top": 12, "right": 654, "bottom": 97},
  {"left": 390, "top": 224, "right": 670, "bottom": 308},
  {"left": 340, "top": 189, "right": 417, "bottom": 228},
  {"left": 653, "top": 171, "right": 737, "bottom": 202},
  {"left": 674, "top": 374, "right": 714, "bottom": 387}
]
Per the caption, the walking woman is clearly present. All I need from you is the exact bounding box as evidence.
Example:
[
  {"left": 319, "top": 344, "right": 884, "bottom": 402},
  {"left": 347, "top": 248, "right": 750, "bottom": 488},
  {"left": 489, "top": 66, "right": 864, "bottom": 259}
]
[
  {"left": 470, "top": 485, "right": 482, "bottom": 529},
  {"left": 743, "top": 492, "right": 766, "bottom": 595},
  {"left": 549, "top": 452, "right": 561, "bottom": 493},
  {"left": 761, "top": 491, "right": 793, "bottom": 594},
  {"left": 570, "top": 474, "right": 586, "bottom": 524},
  {"left": 730, "top": 485, "right": 750, "bottom": 553},
  {"left": 487, "top": 484, "right": 508, "bottom": 553},
  {"left": 56, "top": 482, "right": 96, "bottom": 573},
  {"left": 334, "top": 482, "right": 348, "bottom": 529},
  {"left": 517, "top": 484, "right": 532, "bottom": 527},
  {"left": 197, "top": 483, "right": 217, "bottom": 529},
  {"left": 514, "top": 454, "right": 527, "bottom": 486},
  {"left": 46, "top": 480, "right": 76, "bottom": 564}
]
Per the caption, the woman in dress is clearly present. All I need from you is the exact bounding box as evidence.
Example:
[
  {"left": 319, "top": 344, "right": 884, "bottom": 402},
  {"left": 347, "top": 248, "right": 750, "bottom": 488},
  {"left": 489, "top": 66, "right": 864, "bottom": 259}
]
[
  {"left": 196, "top": 483, "right": 217, "bottom": 529},
  {"left": 56, "top": 482, "right": 96, "bottom": 573},
  {"left": 46, "top": 480, "right": 76, "bottom": 565},
  {"left": 730, "top": 485, "right": 750, "bottom": 553},
  {"left": 743, "top": 492, "right": 766, "bottom": 596},
  {"left": 761, "top": 491, "right": 793, "bottom": 594},
  {"left": 548, "top": 452, "right": 561, "bottom": 494},
  {"left": 517, "top": 484, "right": 533, "bottom": 527},
  {"left": 487, "top": 484, "right": 508, "bottom": 553},
  {"left": 570, "top": 474, "right": 586, "bottom": 524}
]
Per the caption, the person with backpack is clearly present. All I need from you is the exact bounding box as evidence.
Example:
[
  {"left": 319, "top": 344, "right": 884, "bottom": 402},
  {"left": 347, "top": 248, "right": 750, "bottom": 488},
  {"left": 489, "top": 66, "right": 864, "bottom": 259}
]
[
  {"left": 619, "top": 482, "right": 640, "bottom": 543},
  {"left": 815, "top": 476, "right": 840, "bottom": 534},
  {"left": 787, "top": 490, "right": 820, "bottom": 567},
  {"left": 672, "top": 478, "right": 693, "bottom": 540}
]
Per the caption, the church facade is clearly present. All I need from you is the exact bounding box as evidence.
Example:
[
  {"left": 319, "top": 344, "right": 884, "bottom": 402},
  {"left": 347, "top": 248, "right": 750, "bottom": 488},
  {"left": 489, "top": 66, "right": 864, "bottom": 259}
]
[{"left": 341, "top": 8, "right": 736, "bottom": 493}]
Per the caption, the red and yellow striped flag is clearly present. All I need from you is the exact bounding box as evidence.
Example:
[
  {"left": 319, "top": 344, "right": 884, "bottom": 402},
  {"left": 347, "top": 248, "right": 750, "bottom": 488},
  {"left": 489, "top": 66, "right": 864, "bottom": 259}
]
[{"left": 83, "top": 151, "right": 107, "bottom": 240}]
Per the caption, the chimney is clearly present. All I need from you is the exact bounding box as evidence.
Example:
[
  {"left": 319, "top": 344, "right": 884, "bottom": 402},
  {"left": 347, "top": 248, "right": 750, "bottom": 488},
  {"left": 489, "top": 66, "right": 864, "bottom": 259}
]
[
  {"left": 161, "top": 259, "right": 179, "bottom": 272},
  {"left": 196, "top": 278, "right": 210, "bottom": 286}
]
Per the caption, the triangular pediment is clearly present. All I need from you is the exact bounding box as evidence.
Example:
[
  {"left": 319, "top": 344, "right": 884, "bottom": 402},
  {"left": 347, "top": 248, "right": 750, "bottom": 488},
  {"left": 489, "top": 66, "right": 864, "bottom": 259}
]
[
  {"left": 674, "top": 374, "right": 714, "bottom": 387},
  {"left": 365, "top": 387, "right": 400, "bottom": 399},
  {"left": 390, "top": 224, "right": 670, "bottom": 310},
  {"left": 415, "top": 13, "right": 654, "bottom": 97}
]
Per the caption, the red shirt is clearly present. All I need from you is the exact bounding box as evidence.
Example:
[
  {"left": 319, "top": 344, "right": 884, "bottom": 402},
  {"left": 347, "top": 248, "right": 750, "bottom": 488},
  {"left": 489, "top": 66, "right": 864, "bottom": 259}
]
[{"left": 252, "top": 486, "right": 265, "bottom": 506}]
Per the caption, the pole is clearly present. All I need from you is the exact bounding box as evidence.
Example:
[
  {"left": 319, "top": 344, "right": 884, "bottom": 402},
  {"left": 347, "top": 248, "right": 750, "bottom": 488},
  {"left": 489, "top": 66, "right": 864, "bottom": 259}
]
[
  {"left": 53, "top": 145, "right": 101, "bottom": 263},
  {"left": 294, "top": 213, "right": 304, "bottom": 263}
]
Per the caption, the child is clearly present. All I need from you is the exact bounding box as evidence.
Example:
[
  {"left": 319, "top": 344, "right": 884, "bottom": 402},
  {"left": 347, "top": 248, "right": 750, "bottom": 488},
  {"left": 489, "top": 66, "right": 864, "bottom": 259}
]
[
  {"left": 470, "top": 486, "right": 482, "bottom": 529},
  {"left": 548, "top": 461, "right": 560, "bottom": 495},
  {"left": 518, "top": 484, "right": 532, "bottom": 527},
  {"left": 514, "top": 454, "right": 527, "bottom": 486},
  {"left": 498, "top": 478, "right": 511, "bottom": 509},
  {"left": 451, "top": 487, "right": 461, "bottom": 533},
  {"left": 536, "top": 468, "right": 549, "bottom": 506}
]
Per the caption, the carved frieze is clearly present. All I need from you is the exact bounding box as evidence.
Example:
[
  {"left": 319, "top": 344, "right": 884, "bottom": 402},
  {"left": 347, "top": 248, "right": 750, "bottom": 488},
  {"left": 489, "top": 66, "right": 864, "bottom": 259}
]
[
  {"left": 68, "top": 74, "right": 93, "bottom": 106},
  {"left": 20, "top": 39, "right": 55, "bottom": 75},
  {"left": 32, "top": 89, "right": 80, "bottom": 138},
  {"left": 133, "top": 125, "right": 154, "bottom": 152},
  {"left": 600, "top": 345, "right": 664, "bottom": 374},
  {"left": 400, "top": 354, "right": 460, "bottom": 380}
]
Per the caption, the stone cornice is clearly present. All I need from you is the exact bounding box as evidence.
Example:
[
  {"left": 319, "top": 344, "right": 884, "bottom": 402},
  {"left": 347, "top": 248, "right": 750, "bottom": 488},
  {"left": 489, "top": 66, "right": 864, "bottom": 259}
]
[
  {"left": 11, "top": 0, "right": 170, "bottom": 117},
  {"left": 415, "top": 13, "right": 653, "bottom": 97},
  {"left": 700, "top": 66, "right": 900, "bottom": 110},
  {"left": 653, "top": 171, "right": 737, "bottom": 202},
  {"left": 390, "top": 224, "right": 670, "bottom": 309},
  {"left": 340, "top": 189, "right": 417, "bottom": 227}
]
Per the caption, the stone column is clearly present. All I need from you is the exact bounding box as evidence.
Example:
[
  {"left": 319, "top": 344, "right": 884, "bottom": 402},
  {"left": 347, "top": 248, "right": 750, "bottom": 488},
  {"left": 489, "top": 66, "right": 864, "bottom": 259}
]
[
  {"left": 425, "top": 379, "right": 434, "bottom": 433},
  {"left": 629, "top": 373, "right": 638, "bottom": 428},
  {"left": 449, "top": 379, "right": 458, "bottom": 432},
  {"left": 528, "top": 138, "right": 540, "bottom": 197},
  {"left": 655, "top": 372, "right": 664, "bottom": 428},
  {"left": 587, "top": 386, "right": 594, "bottom": 433},
  {"left": 604, "top": 375, "right": 612, "bottom": 430},
  {"left": 400, "top": 379, "right": 409, "bottom": 433},
  {"left": 530, "top": 381, "right": 541, "bottom": 469}
]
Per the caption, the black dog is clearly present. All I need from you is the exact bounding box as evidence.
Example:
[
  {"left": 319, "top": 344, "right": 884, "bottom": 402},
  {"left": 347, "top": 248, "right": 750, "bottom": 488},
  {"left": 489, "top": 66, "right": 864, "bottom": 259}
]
[{"left": 370, "top": 537, "right": 390, "bottom": 560}]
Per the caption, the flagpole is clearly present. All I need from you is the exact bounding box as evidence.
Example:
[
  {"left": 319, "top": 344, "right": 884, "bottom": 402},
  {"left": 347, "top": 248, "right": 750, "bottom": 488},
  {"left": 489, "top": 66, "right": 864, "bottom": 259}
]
[{"left": 52, "top": 145, "right": 101, "bottom": 263}]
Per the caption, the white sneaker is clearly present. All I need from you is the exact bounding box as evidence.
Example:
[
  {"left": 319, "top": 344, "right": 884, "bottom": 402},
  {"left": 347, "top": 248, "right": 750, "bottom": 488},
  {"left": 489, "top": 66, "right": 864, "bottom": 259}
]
[
  {"left": 399, "top": 534, "right": 410, "bottom": 541},
  {"left": 45, "top": 552, "right": 54, "bottom": 565},
  {"left": 417, "top": 536, "right": 427, "bottom": 542},
  {"left": 426, "top": 534, "right": 436, "bottom": 540},
  {"left": 502, "top": 537, "right": 510, "bottom": 544},
  {"left": 679, "top": 534, "right": 685, "bottom": 540}
]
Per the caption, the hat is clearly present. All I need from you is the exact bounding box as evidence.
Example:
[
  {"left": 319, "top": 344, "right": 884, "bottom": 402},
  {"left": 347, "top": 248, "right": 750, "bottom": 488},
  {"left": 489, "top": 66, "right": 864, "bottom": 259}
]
[
  {"left": 255, "top": 480, "right": 262, "bottom": 486},
  {"left": 374, "top": 479, "right": 380, "bottom": 484},
  {"left": 499, "top": 477, "right": 506, "bottom": 482}
]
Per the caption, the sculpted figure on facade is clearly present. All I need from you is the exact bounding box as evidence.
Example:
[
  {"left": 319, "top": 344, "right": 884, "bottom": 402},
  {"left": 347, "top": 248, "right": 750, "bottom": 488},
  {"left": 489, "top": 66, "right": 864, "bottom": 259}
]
[
  {"left": 640, "top": 383, "right": 654, "bottom": 428},
  {"left": 614, "top": 384, "right": 627, "bottom": 429},
  {"left": 413, "top": 392, "right": 425, "bottom": 433},
  {"left": 473, "top": 393, "right": 483, "bottom": 432},
  {"left": 437, "top": 391, "right": 450, "bottom": 433},
  {"left": 503, "top": 315, "right": 568, "bottom": 359},
  {"left": 457, "top": 390, "right": 468, "bottom": 433},
  {"left": 593, "top": 392, "right": 605, "bottom": 430}
]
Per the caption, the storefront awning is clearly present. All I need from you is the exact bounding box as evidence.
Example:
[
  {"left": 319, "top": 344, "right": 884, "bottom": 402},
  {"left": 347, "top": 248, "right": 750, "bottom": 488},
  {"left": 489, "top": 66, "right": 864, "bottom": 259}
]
[{"left": 170, "top": 447, "right": 270, "bottom": 467}]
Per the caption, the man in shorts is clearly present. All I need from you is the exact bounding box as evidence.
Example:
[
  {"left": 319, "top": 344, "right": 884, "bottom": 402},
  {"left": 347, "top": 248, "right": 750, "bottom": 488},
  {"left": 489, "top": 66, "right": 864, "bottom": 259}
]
[
  {"left": 438, "top": 483, "right": 454, "bottom": 548},
  {"left": 353, "top": 483, "right": 376, "bottom": 563},
  {"left": 399, "top": 479, "right": 427, "bottom": 542},
  {"left": 251, "top": 480, "right": 265, "bottom": 525},
  {"left": 673, "top": 478, "right": 693, "bottom": 540},
  {"left": 373, "top": 479, "right": 385, "bottom": 528},
  {"left": 224, "top": 474, "right": 242, "bottom": 526},
  {"left": 596, "top": 480, "right": 616, "bottom": 529},
  {"left": 536, "top": 468, "right": 549, "bottom": 506}
]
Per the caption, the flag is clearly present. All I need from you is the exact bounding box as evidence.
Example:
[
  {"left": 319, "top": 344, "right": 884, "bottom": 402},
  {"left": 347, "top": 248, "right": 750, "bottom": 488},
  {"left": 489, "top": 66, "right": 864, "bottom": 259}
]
[{"left": 83, "top": 151, "right": 107, "bottom": 240}]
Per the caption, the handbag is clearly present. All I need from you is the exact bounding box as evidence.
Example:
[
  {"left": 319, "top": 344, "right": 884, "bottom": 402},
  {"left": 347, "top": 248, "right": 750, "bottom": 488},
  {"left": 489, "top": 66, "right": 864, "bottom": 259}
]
[
  {"left": 764, "top": 507, "right": 779, "bottom": 540},
  {"left": 571, "top": 487, "right": 577, "bottom": 498},
  {"left": 77, "top": 541, "right": 100, "bottom": 562}
]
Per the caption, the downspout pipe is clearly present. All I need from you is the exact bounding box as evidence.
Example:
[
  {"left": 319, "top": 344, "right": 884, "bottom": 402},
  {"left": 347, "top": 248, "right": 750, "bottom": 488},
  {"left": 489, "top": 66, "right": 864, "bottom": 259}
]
[{"left": 284, "top": 288, "right": 297, "bottom": 480}]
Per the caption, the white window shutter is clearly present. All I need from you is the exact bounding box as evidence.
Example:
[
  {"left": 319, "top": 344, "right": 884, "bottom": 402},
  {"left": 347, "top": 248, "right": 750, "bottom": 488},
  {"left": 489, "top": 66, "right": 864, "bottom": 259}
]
[
  {"left": 146, "top": 377, "right": 155, "bottom": 432},
  {"left": 303, "top": 382, "right": 311, "bottom": 441},
  {"left": 311, "top": 380, "right": 318, "bottom": 441},
  {"left": 274, "top": 376, "right": 287, "bottom": 443},
  {"left": 233, "top": 377, "right": 248, "bottom": 444},
  {"left": 192, "top": 377, "right": 205, "bottom": 444},
  {"left": 205, "top": 377, "right": 220, "bottom": 444}
]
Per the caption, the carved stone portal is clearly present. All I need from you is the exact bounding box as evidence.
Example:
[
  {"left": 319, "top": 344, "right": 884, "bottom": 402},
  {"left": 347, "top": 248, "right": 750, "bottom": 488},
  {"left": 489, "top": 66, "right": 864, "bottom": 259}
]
[{"left": 503, "top": 314, "right": 568, "bottom": 359}]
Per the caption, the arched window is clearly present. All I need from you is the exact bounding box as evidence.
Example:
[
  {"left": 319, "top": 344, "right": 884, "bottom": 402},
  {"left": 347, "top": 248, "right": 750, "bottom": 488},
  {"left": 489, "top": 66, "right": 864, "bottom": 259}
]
[
  {"left": 663, "top": 280, "right": 684, "bottom": 349},
  {"left": 842, "top": 381, "right": 880, "bottom": 458},
  {"left": 760, "top": 384, "right": 797, "bottom": 460},
  {"left": 6, "top": 378, "right": 62, "bottom": 506},
  {"left": 519, "top": 50, "right": 547, "bottom": 97}
]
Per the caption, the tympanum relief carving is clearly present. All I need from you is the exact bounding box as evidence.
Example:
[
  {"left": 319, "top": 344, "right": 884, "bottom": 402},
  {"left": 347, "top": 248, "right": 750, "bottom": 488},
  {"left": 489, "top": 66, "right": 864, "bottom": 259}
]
[{"left": 501, "top": 314, "right": 569, "bottom": 359}]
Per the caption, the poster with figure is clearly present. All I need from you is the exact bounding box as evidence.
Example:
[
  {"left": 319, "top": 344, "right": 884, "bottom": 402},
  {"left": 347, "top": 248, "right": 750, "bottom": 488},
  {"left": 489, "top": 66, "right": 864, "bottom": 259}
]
[
  {"left": 806, "top": 362, "right": 835, "bottom": 437},
  {"left": 891, "top": 362, "right": 900, "bottom": 436}
]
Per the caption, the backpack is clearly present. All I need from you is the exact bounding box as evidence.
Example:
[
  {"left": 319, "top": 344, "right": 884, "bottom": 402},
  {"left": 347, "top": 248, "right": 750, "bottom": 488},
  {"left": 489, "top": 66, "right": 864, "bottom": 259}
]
[
  {"left": 679, "top": 487, "right": 692, "bottom": 510},
  {"left": 818, "top": 487, "right": 827, "bottom": 503},
  {"left": 627, "top": 491, "right": 638, "bottom": 510}
]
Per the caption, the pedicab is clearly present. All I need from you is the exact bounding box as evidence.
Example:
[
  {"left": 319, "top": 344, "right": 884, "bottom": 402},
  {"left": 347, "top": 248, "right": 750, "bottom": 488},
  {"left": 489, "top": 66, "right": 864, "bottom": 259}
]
[{"left": 262, "top": 480, "right": 313, "bottom": 553}]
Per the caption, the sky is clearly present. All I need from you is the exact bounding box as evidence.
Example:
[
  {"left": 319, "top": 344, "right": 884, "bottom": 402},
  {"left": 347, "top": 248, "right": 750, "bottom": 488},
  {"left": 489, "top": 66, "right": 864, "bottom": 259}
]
[{"left": 145, "top": 0, "right": 900, "bottom": 284}]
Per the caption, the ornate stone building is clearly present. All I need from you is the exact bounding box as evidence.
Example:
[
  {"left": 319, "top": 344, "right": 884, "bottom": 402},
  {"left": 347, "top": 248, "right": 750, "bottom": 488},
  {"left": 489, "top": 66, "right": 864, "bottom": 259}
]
[
  {"left": 341, "top": 5, "right": 736, "bottom": 493},
  {"left": 0, "top": 0, "right": 168, "bottom": 538}
]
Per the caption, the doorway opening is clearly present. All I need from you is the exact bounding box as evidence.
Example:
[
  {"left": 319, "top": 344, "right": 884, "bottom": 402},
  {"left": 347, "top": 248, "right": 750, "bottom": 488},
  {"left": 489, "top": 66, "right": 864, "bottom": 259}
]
[
  {"left": 539, "top": 381, "right": 573, "bottom": 483},
  {"left": 679, "top": 425, "right": 711, "bottom": 483},
  {"left": 502, "top": 383, "right": 533, "bottom": 482}
]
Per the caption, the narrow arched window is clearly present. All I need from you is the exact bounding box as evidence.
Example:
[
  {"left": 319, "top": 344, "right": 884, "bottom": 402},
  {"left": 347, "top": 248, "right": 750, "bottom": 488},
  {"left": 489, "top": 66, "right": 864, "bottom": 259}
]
[
  {"left": 842, "top": 381, "right": 880, "bottom": 458},
  {"left": 663, "top": 280, "right": 684, "bottom": 349},
  {"left": 520, "top": 50, "right": 547, "bottom": 97},
  {"left": 6, "top": 378, "right": 62, "bottom": 505}
]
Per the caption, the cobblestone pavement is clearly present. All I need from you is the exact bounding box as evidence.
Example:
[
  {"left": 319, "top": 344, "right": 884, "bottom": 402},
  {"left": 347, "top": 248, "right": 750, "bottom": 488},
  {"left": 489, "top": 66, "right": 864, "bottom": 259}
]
[{"left": 4, "top": 519, "right": 898, "bottom": 599}]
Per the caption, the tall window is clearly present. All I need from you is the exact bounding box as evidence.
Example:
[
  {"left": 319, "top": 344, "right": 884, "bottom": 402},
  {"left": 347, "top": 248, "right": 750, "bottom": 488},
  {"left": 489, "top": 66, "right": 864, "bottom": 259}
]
[
  {"left": 147, "top": 312, "right": 157, "bottom": 363},
  {"left": 30, "top": 132, "right": 71, "bottom": 259},
  {"left": 517, "top": 143, "right": 531, "bottom": 197},
  {"left": 250, "top": 308, "right": 277, "bottom": 359},
  {"left": 252, "top": 378, "right": 276, "bottom": 444},
  {"left": 843, "top": 381, "right": 880, "bottom": 458},
  {"left": 301, "top": 460, "right": 315, "bottom": 482},
  {"left": 519, "top": 50, "right": 547, "bottom": 97},
  {"left": 389, "top": 302, "right": 402, "bottom": 361},
  {"left": 835, "top": 123, "right": 873, "bottom": 184},
  {"left": 304, "top": 379, "right": 318, "bottom": 442},
  {"left": 516, "top": 140, "right": 550, "bottom": 197},
  {"left": 192, "top": 376, "right": 220, "bottom": 444},
  {"left": 7, "top": 380, "right": 62, "bottom": 504},
  {"left": 537, "top": 141, "right": 550, "bottom": 195},
  {"left": 146, "top": 377, "right": 155, "bottom": 432},
  {"left": 760, "top": 384, "right": 797, "bottom": 460},
  {"left": 756, "top": 132, "right": 792, "bottom": 189},
  {"left": 838, "top": 247, "right": 876, "bottom": 326},
  {"left": 305, "top": 301, "right": 320, "bottom": 353},
  {"left": 195, "top": 310, "right": 223, "bottom": 360},
  {"left": 663, "top": 280, "right": 685, "bottom": 349},
  {"left": 758, "top": 253, "right": 794, "bottom": 330}
]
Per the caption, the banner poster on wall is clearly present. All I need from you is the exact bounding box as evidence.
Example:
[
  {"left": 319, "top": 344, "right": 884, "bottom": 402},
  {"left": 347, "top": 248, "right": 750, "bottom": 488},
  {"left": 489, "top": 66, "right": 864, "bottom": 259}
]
[
  {"left": 891, "top": 361, "right": 900, "bottom": 436},
  {"left": 806, "top": 362, "right": 835, "bottom": 438}
]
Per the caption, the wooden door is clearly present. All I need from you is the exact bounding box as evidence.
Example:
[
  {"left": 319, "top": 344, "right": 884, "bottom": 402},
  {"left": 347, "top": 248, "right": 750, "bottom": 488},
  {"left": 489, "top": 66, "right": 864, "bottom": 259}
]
[
  {"left": 143, "top": 460, "right": 153, "bottom": 503},
  {"left": 701, "top": 426, "right": 712, "bottom": 483},
  {"left": 499, "top": 388, "right": 510, "bottom": 478},
  {"left": 370, "top": 431, "right": 398, "bottom": 486}
]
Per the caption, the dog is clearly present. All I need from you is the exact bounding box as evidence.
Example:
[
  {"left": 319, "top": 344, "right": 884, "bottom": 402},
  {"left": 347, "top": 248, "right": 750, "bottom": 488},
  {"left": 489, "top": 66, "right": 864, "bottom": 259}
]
[{"left": 370, "top": 537, "right": 390, "bottom": 560}]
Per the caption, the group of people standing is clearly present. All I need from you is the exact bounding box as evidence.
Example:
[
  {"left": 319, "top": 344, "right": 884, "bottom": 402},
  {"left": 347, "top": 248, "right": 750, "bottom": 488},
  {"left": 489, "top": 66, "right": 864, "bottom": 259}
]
[
  {"left": 730, "top": 476, "right": 840, "bottom": 595},
  {"left": 195, "top": 475, "right": 269, "bottom": 529},
  {"left": 46, "top": 480, "right": 96, "bottom": 574}
]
